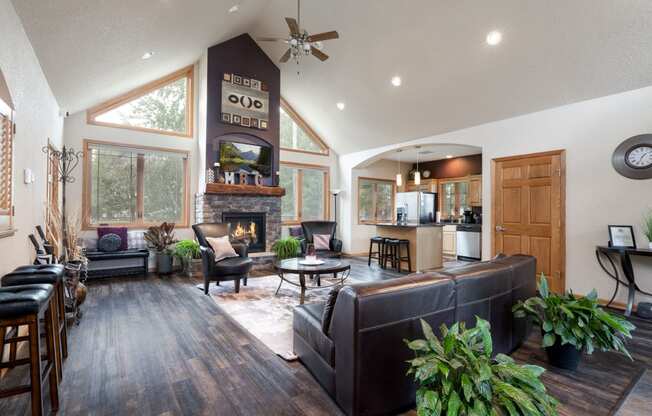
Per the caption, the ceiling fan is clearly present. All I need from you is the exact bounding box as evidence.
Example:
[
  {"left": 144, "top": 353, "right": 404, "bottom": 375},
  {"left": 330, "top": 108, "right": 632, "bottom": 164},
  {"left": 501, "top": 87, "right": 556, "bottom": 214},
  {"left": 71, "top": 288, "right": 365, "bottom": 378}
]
[{"left": 257, "top": 0, "right": 339, "bottom": 64}]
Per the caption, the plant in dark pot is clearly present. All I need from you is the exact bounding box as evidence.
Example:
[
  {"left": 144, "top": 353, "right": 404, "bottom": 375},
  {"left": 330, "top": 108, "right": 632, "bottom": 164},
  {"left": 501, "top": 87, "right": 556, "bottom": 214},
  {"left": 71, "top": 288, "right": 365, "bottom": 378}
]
[
  {"left": 406, "top": 317, "right": 558, "bottom": 416},
  {"left": 172, "top": 239, "right": 201, "bottom": 276},
  {"left": 271, "top": 237, "right": 301, "bottom": 260},
  {"left": 144, "top": 222, "right": 177, "bottom": 275},
  {"left": 513, "top": 274, "right": 635, "bottom": 370}
]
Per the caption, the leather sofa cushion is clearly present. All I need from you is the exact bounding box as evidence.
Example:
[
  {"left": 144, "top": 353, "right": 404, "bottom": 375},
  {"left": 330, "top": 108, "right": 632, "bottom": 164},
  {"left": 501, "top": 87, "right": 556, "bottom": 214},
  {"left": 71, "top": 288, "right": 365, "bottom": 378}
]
[
  {"left": 214, "top": 257, "right": 253, "bottom": 275},
  {"left": 11, "top": 264, "right": 64, "bottom": 277},
  {"left": 294, "top": 302, "right": 335, "bottom": 366},
  {"left": 321, "top": 287, "right": 341, "bottom": 335},
  {"left": 0, "top": 284, "right": 53, "bottom": 317}
]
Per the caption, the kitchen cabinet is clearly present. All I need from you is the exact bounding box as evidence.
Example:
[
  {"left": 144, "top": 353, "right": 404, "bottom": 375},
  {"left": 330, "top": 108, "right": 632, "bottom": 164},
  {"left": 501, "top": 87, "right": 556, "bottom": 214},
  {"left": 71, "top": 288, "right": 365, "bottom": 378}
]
[
  {"left": 469, "top": 175, "right": 482, "bottom": 206},
  {"left": 442, "top": 225, "right": 457, "bottom": 257},
  {"left": 405, "top": 179, "right": 438, "bottom": 193}
]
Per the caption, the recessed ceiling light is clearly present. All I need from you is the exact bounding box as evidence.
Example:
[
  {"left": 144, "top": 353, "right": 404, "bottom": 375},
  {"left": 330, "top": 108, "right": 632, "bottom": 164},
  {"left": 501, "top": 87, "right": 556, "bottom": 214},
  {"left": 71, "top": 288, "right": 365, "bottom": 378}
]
[
  {"left": 391, "top": 76, "right": 402, "bottom": 87},
  {"left": 446, "top": 155, "right": 453, "bottom": 159},
  {"left": 336, "top": 102, "right": 345, "bottom": 111},
  {"left": 486, "top": 30, "right": 503, "bottom": 46},
  {"left": 228, "top": 4, "right": 239, "bottom": 13},
  {"left": 141, "top": 51, "right": 155, "bottom": 60}
]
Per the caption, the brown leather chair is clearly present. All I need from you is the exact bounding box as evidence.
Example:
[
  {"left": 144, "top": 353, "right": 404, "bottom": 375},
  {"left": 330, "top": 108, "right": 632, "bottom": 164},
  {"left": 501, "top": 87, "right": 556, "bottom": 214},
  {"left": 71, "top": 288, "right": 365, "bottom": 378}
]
[
  {"left": 192, "top": 223, "right": 253, "bottom": 294},
  {"left": 300, "top": 221, "right": 342, "bottom": 258},
  {"left": 293, "top": 254, "right": 536, "bottom": 416}
]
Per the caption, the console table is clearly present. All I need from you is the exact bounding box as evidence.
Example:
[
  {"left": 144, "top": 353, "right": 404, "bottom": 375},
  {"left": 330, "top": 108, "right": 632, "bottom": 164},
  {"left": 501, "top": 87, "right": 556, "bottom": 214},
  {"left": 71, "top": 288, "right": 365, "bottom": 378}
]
[{"left": 595, "top": 245, "right": 652, "bottom": 316}]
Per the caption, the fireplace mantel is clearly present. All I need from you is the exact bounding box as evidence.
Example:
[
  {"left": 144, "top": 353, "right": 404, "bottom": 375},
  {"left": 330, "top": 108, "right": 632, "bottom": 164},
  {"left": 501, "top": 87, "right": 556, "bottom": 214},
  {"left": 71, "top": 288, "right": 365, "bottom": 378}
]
[{"left": 205, "top": 183, "right": 286, "bottom": 197}]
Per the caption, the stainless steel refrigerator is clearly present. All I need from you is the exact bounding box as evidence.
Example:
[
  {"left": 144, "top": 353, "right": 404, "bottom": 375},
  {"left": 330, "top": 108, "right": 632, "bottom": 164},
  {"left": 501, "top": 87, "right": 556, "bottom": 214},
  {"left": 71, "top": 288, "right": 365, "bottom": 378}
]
[{"left": 395, "top": 191, "right": 437, "bottom": 224}]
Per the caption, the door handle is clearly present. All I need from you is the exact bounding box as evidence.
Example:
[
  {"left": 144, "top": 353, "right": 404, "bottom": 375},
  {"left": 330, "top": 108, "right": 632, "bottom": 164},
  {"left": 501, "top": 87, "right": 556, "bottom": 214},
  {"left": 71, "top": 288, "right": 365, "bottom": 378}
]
[{"left": 495, "top": 225, "right": 505, "bottom": 232}]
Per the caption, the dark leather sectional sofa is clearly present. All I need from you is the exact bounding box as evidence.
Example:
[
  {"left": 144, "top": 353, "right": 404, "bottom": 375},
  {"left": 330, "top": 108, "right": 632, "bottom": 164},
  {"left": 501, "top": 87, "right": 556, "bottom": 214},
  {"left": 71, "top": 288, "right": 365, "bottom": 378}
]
[{"left": 293, "top": 254, "right": 536, "bottom": 416}]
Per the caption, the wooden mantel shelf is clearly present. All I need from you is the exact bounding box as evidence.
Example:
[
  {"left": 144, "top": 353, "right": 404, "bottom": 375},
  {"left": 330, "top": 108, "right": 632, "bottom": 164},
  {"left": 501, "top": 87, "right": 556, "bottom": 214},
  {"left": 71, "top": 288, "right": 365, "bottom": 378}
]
[{"left": 205, "top": 183, "right": 286, "bottom": 197}]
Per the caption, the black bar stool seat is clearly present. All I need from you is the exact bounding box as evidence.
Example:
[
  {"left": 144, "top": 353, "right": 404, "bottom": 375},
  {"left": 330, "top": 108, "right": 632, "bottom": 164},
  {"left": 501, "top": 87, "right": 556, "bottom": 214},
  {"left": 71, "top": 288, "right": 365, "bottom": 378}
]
[
  {"left": 2, "top": 264, "right": 67, "bottom": 383},
  {"left": 368, "top": 237, "right": 386, "bottom": 267},
  {"left": 383, "top": 239, "right": 412, "bottom": 273},
  {"left": 0, "top": 283, "right": 59, "bottom": 415}
]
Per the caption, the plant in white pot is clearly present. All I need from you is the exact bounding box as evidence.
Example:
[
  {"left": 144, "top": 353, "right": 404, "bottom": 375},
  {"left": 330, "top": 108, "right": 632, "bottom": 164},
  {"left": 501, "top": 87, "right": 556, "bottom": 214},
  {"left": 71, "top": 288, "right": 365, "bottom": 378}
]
[
  {"left": 144, "top": 222, "right": 177, "bottom": 275},
  {"left": 644, "top": 210, "right": 652, "bottom": 249}
]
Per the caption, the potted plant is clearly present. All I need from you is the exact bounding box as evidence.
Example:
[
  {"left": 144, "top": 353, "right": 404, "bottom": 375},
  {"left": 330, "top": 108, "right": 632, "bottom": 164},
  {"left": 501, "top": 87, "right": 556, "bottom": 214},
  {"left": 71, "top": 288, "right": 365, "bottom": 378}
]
[
  {"left": 513, "top": 274, "right": 635, "bottom": 370},
  {"left": 406, "top": 317, "right": 558, "bottom": 416},
  {"left": 271, "top": 236, "right": 301, "bottom": 260},
  {"left": 144, "top": 222, "right": 177, "bottom": 275},
  {"left": 173, "top": 239, "right": 201, "bottom": 276},
  {"left": 644, "top": 210, "right": 652, "bottom": 249}
]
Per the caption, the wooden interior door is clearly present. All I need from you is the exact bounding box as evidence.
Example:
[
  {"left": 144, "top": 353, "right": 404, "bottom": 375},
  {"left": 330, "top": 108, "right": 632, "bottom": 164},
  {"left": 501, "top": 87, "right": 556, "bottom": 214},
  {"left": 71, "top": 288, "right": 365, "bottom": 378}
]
[{"left": 492, "top": 150, "right": 565, "bottom": 293}]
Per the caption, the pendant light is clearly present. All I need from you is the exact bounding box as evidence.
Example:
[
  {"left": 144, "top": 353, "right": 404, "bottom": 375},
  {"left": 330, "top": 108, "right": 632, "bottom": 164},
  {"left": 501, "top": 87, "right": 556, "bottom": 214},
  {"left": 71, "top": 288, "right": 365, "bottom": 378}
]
[
  {"left": 414, "top": 146, "right": 421, "bottom": 185},
  {"left": 395, "top": 149, "right": 403, "bottom": 187}
]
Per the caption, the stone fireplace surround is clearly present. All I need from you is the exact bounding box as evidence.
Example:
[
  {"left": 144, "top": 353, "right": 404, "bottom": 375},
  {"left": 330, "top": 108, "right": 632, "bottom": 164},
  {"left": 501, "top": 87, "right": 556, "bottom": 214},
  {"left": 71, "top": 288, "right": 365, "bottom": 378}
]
[{"left": 195, "top": 193, "right": 281, "bottom": 253}]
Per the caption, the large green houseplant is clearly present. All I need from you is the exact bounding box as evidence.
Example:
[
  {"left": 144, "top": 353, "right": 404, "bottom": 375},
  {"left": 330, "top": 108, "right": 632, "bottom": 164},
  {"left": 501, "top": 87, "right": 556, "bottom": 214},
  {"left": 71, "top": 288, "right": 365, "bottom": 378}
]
[
  {"left": 271, "top": 236, "right": 301, "bottom": 260},
  {"left": 513, "top": 274, "right": 635, "bottom": 370},
  {"left": 172, "top": 239, "right": 201, "bottom": 276},
  {"left": 406, "top": 317, "right": 558, "bottom": 416},
  {"left": 144, "top": 222, "right": 177, "bottom": 275}
]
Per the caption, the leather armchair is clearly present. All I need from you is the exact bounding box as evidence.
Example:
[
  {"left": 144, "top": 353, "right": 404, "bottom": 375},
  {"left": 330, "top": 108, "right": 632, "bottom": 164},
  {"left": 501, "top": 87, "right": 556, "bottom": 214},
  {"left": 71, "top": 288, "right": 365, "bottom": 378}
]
[
  {"left": 300, "top": 221, "right": 342, "bottom": 258},
  {"left": 192, "top": 223, "right": 253, "bottom": 294}
]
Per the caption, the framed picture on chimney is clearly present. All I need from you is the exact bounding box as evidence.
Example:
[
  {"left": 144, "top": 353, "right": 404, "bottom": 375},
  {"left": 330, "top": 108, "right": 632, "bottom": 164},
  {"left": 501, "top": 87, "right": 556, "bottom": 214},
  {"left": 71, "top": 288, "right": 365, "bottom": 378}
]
[{"left": 221, "top": 72, "right": 269, "bottom": 130}]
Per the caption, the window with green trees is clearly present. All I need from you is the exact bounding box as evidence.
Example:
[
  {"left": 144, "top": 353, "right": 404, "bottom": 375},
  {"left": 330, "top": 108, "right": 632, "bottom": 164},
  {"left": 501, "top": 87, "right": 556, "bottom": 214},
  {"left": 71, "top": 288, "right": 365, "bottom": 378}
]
[
  {"left": 87, "top": 66, "right": 194, "bottom": 137},
  {"left": 280, "top": 163, "right": 329, "bottom": 224},
  {"left": 83, "top": 141, "right": 188, "bottom": 228},
  {"left": 358, "top": 178, "right": 395, "bottom": 224},
  {"left": 280, "top": 99, "right": 329, "bottom": 155}
]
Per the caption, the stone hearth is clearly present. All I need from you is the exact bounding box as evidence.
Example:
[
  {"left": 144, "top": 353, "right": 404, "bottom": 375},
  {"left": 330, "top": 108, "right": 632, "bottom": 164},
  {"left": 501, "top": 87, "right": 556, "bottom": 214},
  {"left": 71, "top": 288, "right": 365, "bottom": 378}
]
[{"left": 195, "top": 193, "right": 281, "bottom": 252}]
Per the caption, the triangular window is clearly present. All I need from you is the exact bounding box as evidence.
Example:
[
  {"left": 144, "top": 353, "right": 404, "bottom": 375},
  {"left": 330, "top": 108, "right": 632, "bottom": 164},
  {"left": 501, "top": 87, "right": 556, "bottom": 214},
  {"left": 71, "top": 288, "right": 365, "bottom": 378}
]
[
  {"left": 280, "top": 98, "right": 329, "bottom": 155},
  {"left": 87, "top": 66, "right": 193, "bottom": 137}
]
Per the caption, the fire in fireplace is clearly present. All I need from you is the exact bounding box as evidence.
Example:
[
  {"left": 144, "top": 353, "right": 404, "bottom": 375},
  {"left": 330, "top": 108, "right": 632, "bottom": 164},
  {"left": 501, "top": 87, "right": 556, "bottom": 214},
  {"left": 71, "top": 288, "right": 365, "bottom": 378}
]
[{"left": 222, "top": 212, "right": 266, "bottom": 253}]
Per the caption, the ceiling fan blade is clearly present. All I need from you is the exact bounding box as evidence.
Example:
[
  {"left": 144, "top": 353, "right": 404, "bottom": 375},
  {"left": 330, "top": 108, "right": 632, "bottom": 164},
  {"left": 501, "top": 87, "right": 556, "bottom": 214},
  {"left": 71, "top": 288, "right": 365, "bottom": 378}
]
[
  {"left": 307, "top": 31, "right": 339, "bottom": 42},
  {"left": 311, "top": 48, "right": 329, "bottom": 61},
  {"left": 280, "top": 49, "right": 292, "bottom": 63},
  {"left": 257, "top": 37, "right": 285, "bottom": 42},
  {"left": 285, "top": 17, "right": 300, "bottom": 36}
]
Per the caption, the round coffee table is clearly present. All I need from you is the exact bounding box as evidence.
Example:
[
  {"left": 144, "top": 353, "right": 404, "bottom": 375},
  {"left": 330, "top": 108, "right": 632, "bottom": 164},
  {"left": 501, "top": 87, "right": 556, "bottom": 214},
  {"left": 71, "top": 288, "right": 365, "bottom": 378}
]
[{"left": 274, "top": 258, "right": 351, "bottom": 304}]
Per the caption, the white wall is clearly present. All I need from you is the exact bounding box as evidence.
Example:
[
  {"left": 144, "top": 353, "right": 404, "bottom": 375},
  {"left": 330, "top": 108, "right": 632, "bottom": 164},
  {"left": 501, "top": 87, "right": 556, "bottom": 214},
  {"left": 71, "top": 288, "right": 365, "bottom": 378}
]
[
  {"left": 339, "top": 85, "right": 652, "bottom": 305},
  {"left": 0, "top": 0, "right": 64, "bottom": 275}
]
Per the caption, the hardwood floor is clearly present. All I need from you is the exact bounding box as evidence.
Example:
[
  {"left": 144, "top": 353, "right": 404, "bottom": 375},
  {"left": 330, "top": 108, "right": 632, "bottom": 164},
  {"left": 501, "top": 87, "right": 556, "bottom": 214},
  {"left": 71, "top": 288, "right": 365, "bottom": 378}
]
[{"left": 0, "top": 256, "right": 650, "bottom": 415}]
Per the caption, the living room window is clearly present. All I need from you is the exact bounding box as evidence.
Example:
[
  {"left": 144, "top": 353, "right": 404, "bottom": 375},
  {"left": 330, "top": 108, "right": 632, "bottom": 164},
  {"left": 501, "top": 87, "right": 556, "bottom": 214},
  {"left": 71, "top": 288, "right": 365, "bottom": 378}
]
[
  {"left": 358, "top": 178, "right": 395, "bottom": 224},
  {"left": 87, "top": 66, "right": 194, "bottom": 137},
  {"left": 82, "top": 140, "right": 189, "bottom": 229},
  {"left": 0, "top": 70, "right": 15, "bottom": 238},
  {"left": 280, "top": 98, "right": 329, "bottom": 155},
  {"left": 280, "top": 162, "right": 329, "bottom": 224}
]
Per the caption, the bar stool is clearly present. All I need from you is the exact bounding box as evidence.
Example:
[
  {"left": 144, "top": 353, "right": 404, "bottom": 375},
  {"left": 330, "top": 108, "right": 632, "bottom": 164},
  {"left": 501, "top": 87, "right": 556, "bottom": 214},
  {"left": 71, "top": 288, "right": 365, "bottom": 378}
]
[
  {"left": 368, "top": 237, "right": 386, "bottom": 267},
  {"left": 383, "top": 239, "right": 412, "bottom": 273},
  {"left": 0, "top": 284, "right": 59, "bottom": 416},
  {"left": 2, "top": 265, "right": 67, "bottom": 383}
]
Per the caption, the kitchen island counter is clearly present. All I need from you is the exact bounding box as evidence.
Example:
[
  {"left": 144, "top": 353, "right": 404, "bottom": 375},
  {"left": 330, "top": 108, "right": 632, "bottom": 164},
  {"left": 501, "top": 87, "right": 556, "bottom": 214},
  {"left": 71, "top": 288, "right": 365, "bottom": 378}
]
[{"left": 374, "top": 223, "right": 443, "bottom": 272}]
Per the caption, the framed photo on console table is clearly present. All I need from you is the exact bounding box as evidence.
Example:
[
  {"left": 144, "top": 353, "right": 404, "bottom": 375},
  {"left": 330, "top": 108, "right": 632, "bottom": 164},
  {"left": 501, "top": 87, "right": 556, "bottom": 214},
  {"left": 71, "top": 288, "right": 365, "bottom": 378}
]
[{"left": 608, "top": 225, "right": 636, "bottom": 248}]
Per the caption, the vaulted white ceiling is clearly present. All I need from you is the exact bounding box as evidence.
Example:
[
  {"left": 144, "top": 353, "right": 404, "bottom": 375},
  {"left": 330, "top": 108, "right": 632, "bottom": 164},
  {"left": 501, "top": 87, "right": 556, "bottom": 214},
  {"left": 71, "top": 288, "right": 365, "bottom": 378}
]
[{"left": 12, "top": 0, "right": 652, "bottom": 154}]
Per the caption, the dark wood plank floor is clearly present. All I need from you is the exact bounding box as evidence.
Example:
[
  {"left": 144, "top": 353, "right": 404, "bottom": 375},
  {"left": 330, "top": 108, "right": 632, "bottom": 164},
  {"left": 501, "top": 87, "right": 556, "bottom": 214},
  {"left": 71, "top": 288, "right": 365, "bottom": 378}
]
[{"left": 0, "top": 256, "right": 650, "bottom": 415}]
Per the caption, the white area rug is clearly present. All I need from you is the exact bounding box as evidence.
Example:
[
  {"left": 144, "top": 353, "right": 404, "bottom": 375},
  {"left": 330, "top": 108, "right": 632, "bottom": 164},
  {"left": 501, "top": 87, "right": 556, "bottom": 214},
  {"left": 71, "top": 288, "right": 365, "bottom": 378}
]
[{"left": 201, "top": 274, "right": 361, "bottom": 361}]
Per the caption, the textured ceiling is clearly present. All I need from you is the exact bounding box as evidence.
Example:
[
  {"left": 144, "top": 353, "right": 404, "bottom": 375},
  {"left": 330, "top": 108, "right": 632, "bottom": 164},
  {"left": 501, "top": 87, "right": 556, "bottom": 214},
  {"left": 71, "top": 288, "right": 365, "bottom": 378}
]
[{"left": 12, "top": 0, "right": 652, "bottom": 154}]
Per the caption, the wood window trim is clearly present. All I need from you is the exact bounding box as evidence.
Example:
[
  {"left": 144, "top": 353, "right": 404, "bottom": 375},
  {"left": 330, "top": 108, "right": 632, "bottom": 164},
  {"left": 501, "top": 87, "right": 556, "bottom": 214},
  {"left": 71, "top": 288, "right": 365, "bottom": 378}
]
[
  {"left": 0, "top": 93, "right": 15, "bottom": 238},
  {"left": 357, "top": 177, "right": 396, "bottom": 225},
  {"left": 86, "top": 65, "right": 195, "bottom": 138},
  {"left": 81, "top": 139, "right": 191, "bottom": 230},
  {"left": 280, "top": 97, "right": 330, "bottom": 156},
  {"left": 280, "top": 161, "right": 330, "bottom": 225}
]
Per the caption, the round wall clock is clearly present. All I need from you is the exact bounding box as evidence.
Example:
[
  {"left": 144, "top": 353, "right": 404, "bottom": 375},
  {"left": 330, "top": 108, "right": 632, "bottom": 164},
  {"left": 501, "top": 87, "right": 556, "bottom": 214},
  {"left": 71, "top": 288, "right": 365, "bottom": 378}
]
[{"left": 612, "top": 134, "right": 652, "bottom": 179}]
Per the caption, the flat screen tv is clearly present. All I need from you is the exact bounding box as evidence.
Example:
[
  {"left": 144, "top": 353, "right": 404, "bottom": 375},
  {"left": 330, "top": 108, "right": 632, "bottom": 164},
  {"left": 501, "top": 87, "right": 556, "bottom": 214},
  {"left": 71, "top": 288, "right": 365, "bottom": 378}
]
[{"left": 219, "top": 141, "right": 272, "bottom": 177}]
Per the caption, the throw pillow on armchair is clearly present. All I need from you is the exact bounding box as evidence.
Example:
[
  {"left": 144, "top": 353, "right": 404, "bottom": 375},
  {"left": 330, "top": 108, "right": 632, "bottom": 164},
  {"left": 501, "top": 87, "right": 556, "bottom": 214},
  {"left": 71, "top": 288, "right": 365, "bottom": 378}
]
[
  {"left": 206, "top": 236, "right": 239, "bottom": 262},
  {"left": 313, "top": 234, "right": 331, "bottom": 250}
]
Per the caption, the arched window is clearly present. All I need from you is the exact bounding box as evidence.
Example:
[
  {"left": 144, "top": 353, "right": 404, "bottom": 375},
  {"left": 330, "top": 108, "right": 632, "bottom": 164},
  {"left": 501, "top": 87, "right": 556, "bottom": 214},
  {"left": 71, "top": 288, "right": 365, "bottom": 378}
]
[{"left": 280, "top": 98, "right": 329, "bottom": 155}]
